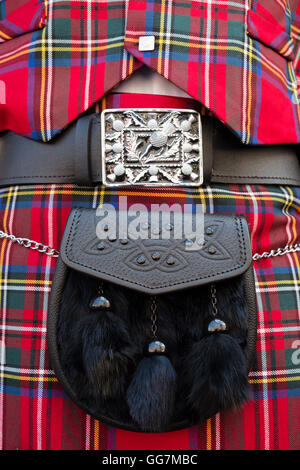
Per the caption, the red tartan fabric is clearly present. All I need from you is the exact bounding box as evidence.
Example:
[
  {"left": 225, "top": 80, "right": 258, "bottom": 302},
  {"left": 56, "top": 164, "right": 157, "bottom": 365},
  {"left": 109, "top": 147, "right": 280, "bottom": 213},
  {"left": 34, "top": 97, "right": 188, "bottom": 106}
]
[
  {"left": 0, "top": 1, "right": 46, "bottom": 43},
  {"left": 0, "top": 93, "right": 299, "bottom": 450},
  {"left": 0, "top": 1, "right": 300, "bottom": 144}
]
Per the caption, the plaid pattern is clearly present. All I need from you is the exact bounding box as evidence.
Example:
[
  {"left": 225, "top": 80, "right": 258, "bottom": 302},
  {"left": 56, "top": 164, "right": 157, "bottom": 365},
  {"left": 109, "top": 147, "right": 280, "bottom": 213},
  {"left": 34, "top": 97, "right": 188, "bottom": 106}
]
[
  {"left": 0, "top": 182, "right": 299, "bottom": 450},
  {"left": 0, "top": 0, "right": 300, "bottom": 144},
  {"left": 0, "top": 1, "right": 46, "bottom": 43}
]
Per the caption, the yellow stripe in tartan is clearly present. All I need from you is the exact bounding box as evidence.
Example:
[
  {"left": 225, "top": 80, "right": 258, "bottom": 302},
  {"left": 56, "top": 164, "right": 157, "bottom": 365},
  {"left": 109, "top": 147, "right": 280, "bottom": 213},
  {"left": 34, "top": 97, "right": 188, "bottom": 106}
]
[
  {"left": 101, "top": 96, "right": 107, "bottom": 111},
  {"left": 0, "top": 30, "right": 11, "bottom": 40},
  {"left": 292, "top": 24, "right": 300, "bottom": 34},
  {"left": 94, "top": 420, "right": 100, "bottom": 450},
  {"left": 44, "top": 0, "right": 48, "bottom": 22},
  {"left": 0, "top": 38, "right": 292, "bottom": 90},
  {"left": 206, "top": 418, "right": 212, "bottom": 450},
  {"left": 2, "top": 372, "right": 299, "bottom": 385},
  {"left": 129, "top": 53, "right": 134, "bottom": 75},
  {"left": 246, "top": 37, "right": 253, "bottom": 145},
  {"left": 249, "top": 376, "right": 300, "bottom": 384},
  {"left": 256, "top": 280, "right": 300, "bottom": 286},
  {"left": 0, "top": 189, "right": 98, "bottom": 197},
  {"left": 1, "top": 373, "right": 57, "bottom": 382},
  {"left": 285, "top": 186, "right": 300, "bottom": 275},
  {"left": 197, "top": 186, "right": 207, "bottom": 212},
  {"left": 0, "top": 187, "right": 299, "bottom": 212},
  {"left": 2, "top": 279, "right": 298, "bottom": 288},
  {"left": 286, "top": 186, "right": 298, "bottom": 244},
  {"left": 0, "top": 279, "right": 52, "bottom": 285},
  {"left": 287, "top": 61, "right": 300, "bottom": 122},
  {"left": 157, "top": 0, "right": 166, "bottom": 75},
  {"left": 279, "top": 41, "right": 293, "bottom": 57},
  {"left": 0, "top": 42, "right": 126, "bottom": 65}
]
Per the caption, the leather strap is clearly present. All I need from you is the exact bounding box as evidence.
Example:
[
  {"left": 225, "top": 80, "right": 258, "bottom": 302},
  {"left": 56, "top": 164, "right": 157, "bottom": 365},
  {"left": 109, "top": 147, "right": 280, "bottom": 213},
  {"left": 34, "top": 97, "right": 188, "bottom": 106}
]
[
  {"left": 74, "top": 115, "right": 93, "bottom": 185},
  {"left": 0, "top": 113, "right": 299, "bottom": 187}
]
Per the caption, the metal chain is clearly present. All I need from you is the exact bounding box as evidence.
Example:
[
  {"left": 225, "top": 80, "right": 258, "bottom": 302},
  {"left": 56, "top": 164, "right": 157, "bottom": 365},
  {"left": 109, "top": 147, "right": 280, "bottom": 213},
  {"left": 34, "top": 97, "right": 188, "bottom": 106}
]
[
  {"left": 252, "top": 243, "right": 300, "bottom": 261},
  {"left": 210, "top": 283, "right": 218, "bottom": 317},
  {"left": 97, "top": 281, "right": 104, "bottom": 296},
  {"left": 0, "top": 230, "right": 59, "bottom": 258},
  {"left": 150, "top": 296, "right": 158, "bottom": 338},
  {"left": 1, "top": 228, "right": 300, "bottom": 261}
]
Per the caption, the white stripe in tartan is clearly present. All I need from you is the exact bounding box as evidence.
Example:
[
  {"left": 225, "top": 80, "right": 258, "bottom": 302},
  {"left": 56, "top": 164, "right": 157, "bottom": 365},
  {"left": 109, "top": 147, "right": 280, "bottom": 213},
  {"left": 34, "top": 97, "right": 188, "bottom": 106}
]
[
  {"left": 0, "top": 325, "right": 47, "bottom": 333},
  {"left": 250, "top": 368, "right": 300, "bottom": 377},
  {"left": 85, "top": 414, "right": 92, "bottom": 450},
  {"left": 245, "top": 184, "right": 268, "bottom": 447},
  {"left": 257, "top": 326, "right": 300, "bottom": 333},
  {"left": 256, "top": 286, "right": 300, "bottom": 293},
  {"left": 0, "top": 286, "right": 52, "bottom": 292},
  {"left": 4, "top": 366, "right": 55, "bottom": 375},
  {"left": 254, "top": 268, "right": 271, "bottom": 450},
  {"left": 36, "top": 185, "right": 56, "bottom": 449}
]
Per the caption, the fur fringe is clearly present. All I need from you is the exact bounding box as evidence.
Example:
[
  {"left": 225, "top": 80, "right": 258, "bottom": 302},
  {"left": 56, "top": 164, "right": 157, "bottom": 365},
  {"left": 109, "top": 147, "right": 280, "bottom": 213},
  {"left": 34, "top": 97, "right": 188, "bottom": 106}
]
[
  {"left": 56, "top": 270, "right": 250, "bottom": 430},
  {"left": 183, "top": 334, "right": 249, "bottom": 419},
  {"left": 127, "top": 356, "right": 176, "bottom": 432}
]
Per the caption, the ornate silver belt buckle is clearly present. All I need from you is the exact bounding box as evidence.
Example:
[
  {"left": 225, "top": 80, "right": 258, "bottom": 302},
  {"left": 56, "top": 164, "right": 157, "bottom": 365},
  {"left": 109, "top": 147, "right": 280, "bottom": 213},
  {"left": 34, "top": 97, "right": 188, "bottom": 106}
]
[{"left": 101, "top": 109, "right": 203, "bottom": 186}]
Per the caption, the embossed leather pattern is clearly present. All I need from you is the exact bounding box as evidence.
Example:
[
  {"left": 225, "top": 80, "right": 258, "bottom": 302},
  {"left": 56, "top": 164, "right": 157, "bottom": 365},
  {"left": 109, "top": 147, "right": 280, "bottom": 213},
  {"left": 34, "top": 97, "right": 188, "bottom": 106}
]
[{"left": 60, "top": 209, "right": 252, "bottom": 294}]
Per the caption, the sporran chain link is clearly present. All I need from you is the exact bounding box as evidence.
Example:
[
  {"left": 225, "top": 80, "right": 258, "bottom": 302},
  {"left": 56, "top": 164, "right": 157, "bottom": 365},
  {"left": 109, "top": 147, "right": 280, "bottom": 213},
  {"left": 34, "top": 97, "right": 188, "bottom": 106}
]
[
  {"left": 0, "top": 230, "right": 59, "bottom": 258},
  {"left": 252, "top": 243, "right": 300, "bottom": 260},
  {"left": 210, "top": 283, "right": 218, "bottom": 317},
  {"left": 150, "top": 296, "right": 158, "bottom": 338}
]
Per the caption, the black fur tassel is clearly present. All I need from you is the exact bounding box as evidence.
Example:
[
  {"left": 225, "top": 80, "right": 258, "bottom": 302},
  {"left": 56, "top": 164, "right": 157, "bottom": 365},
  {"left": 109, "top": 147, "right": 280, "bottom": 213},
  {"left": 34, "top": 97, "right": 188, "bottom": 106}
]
[
  {"left": 184, "top": 334, "right": 249, "bottom": 419},
  {"left": 79, "top": 310, "right": 135, "bottom": 399},
  {"left": 127, "top": 355, "right": 176, "bottom": 432}
]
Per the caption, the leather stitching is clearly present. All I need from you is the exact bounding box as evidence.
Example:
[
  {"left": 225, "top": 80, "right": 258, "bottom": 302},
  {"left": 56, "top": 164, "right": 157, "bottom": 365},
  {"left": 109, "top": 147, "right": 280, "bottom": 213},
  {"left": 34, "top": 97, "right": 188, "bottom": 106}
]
[
  {"left": 212, "top": 172, "right": 299, "bottom": 181},
  {"left": 0, "top": 175, "right": 75, "bottom": 181}
]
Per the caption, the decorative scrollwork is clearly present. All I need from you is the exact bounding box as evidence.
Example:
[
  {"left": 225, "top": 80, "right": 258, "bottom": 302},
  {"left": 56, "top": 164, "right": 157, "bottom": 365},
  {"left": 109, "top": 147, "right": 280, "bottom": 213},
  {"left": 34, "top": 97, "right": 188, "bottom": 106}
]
[{"left": 101, "top": 109, "right": 203, "bottom": 186}]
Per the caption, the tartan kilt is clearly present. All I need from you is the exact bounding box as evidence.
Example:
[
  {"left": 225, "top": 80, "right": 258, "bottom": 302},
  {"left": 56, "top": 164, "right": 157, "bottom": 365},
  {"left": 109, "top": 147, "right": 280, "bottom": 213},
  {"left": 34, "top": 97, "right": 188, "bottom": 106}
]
[{"left": 0, "top": 182, "right": 299, "bottom": 450}]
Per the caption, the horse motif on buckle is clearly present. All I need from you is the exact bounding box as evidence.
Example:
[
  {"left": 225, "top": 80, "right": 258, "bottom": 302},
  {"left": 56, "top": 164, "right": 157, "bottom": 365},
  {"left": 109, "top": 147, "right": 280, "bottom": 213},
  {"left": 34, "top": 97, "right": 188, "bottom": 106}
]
[{"left": 101, "top": 109, "right": 203, "bottom": 186}]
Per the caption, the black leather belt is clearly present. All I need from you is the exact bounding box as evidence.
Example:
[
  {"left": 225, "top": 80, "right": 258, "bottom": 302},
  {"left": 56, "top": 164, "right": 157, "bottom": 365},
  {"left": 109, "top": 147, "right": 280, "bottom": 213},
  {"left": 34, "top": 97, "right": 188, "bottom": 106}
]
[{"left": 0, "top": 112, "right": 299, "bottom": 187}]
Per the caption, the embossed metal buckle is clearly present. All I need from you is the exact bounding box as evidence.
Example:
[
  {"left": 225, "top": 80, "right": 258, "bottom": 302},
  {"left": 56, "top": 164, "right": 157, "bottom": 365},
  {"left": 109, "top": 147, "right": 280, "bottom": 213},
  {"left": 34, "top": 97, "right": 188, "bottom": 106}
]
[{"left": 101, "top": 109, "right": 203, "bottom": 186}]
